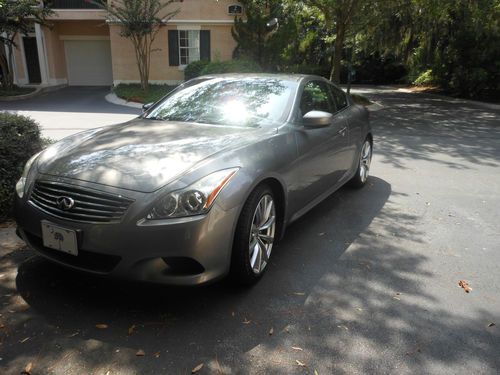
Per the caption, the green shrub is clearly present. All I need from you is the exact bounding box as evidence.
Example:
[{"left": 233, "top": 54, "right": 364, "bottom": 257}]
[
  {"left": 200, "top": 59, "right": 262, "bottom": 75},
  {"left": 413, "top": 69, "right": 436, "bottom": 86},
  {"left": 113, "top": 84, "right": 176, "bottom": 104},
  {"left": 284, "top": 64, "right": 330, "bottom": 78},
  {"left": 184, "top": 59, "right": 211, "bottom": 81},
  {"left": 0, "top": 113, "right": 43, "bottom": 220}
]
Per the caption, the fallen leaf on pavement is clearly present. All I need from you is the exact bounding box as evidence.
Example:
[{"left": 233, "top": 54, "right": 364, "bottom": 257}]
[
  {"left": 96, "top": 324, "right": 108, "bottom": 329},
  {"left": 314, "top": 370, "right": 319, "bottom": 375},
  {"left": 295, "top": 359, "right": 306, "bottom": 367},
  {"left": 406, "top": 347, "right": 422, "bottom": 356},
  {"left": 458, "top": 280, "right": 472, "bottom": 293},
  {"left": 192, "top": 363, "right": 204, "bottom": 373},
  {"left": 153, "top": 351, "right": 160, "bottom": 358},
  {"left": 318, "top": 232, "right": 325, "bottom": 236},
  {"left": 293, "top": 292, "right": 305, "bottom": 296},
  {"left": 136, "top": 349, "right": 145, "bottom": 357},
  {"left": 20, "top": 337, "right": 30, "bottom": 343},
  {"left": 242, "top": 318, "right": 251, "bottom": 324},
  {"left": 269, "top": 327, "right": 274, "bottom": 335},
  {"left": 487, "top": 323, "right": 495, "bottom": 327},
  {"left": 0, "top": 323, "right": 5, "bottom": 329},
  {"left": 231, "top": 311, "right": 235, "bottom": 317},
  {"left": 128, "top": 324, "right": 136, "bottom": 336},
  {"left": 291, "top": 346, "right": 303, "bottom": 351},
  {"left": 21, "top": 362, "right": 33, "bottom": 375}
]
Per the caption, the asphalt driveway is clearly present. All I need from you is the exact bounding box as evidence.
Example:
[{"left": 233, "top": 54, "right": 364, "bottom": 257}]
[
  {"left": 0, "top": 86, "right": 140, "bottom": 140},
  {"left": 0, "top": 87, "right": 499, "bottom": 375}
]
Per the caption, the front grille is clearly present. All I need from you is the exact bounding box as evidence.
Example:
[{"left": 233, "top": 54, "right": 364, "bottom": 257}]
[{"left": 29, "top": 180, "right": 134, "bottom": 224}]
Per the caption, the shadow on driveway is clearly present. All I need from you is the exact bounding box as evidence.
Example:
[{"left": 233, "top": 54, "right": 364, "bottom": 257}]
[
  {"left": 0, "top": 86, "right": 139, "bottom": 115},
  {"left": 368, "top": 90, "right": 500, "bottom": 170},
  {"left": 0, "top": 177, "right": 394, "bottom": 374}
]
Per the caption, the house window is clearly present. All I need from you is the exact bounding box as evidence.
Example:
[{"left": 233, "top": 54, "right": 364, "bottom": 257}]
[
  {"left": 228, "top": 4, "right": 243, "bottom": 15},
  {"left": 179, "top": 30, "right": 200, "bottom": 65},
  {"left": 169, "top": 29, "right": 210, "bottom": 67}
]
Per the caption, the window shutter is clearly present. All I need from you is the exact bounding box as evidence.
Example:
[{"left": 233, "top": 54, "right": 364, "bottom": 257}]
[
  {"left": 200, "top": 30, "right": 211, "bottom": 61},
  {"left": 168, "top": 30, "right": 179, "bottom": 66}
]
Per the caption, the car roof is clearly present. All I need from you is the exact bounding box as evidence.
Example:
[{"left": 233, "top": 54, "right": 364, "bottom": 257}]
[{"left": 197, "top": 73, "right": 319, "bottom": 83}]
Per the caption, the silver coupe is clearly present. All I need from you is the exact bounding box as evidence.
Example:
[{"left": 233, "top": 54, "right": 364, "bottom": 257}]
[{"left": 14, "top": 74, "right": 372, "bottom": 285}]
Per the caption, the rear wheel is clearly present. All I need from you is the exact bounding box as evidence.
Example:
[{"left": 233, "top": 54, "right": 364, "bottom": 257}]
[
  {"left": 349, "top": 138, "right": 372, "bottom": 188},
  {"left": 230, "top": 185, "right": 276, "bottom": 285}
]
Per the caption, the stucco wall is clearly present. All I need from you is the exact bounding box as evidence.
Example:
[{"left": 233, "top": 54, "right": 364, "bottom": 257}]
[
  {"left": 108, "top": 0, "right": 242, "bottom": 21},
  {"left": 55, "top": 21, "right": 110, "bottom": 36},
  {"left": 169, "top": 0, "right": 242, "bottom": 21},
  {"left": 42, "top": 26, "right": 67, "bottom": 81},
  {"left": 110, "top": 24, "right": 237, "bottom": 84},
  {"left": 13, "top": 1, "right": 241, "bottom": 85},
  {"left": 13, "top": 34, "right": 26, "bottom": 82}
]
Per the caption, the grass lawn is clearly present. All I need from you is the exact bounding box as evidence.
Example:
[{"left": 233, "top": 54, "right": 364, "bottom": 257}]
[
  {"left": 0, "top": 86, "right": 36, "bottom": 97},
  {"left": 113, "top": 84, "right": 177, "bottom": 104}
]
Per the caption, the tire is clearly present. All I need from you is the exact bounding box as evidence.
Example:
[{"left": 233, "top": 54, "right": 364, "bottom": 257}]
[
  {"left": 349, "top": 137, "right": 373, "bottom": 188},
  {"left": 230, "top": 185, "right": 277, "bottom": 285}
]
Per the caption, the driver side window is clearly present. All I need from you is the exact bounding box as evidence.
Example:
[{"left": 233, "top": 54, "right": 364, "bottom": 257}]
[{"left": 300, "top": 81, "right": 335, "bottom": 116}]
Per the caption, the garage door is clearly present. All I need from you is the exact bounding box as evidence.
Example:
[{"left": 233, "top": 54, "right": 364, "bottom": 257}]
[{"left": 64, "top": 40, "right": 113, "bottom": 86}]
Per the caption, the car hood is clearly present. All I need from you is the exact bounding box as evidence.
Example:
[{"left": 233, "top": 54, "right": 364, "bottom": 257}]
[{"left": 37, "top": 119, "right": 262, "bottom": 192}]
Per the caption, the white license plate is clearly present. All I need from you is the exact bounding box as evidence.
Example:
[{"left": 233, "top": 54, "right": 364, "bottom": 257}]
[{"left": 41, "top": 221, "right": 78, "bottom": 256}]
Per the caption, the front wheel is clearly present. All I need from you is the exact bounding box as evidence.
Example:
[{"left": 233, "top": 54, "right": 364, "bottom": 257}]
[
  {"left": 230, "top": 185, "right": 277, "bottom": 285},
  {"left": 349, "top": 138, "right": 372, "bottom": 188}
]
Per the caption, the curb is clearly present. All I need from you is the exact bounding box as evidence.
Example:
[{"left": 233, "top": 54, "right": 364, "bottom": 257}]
[
  {"left": 105, "top": 93, "right": 143, "bottom": 109},
  {"left": 396, "top": 87, "right": 500, "bottom": 111},
  {"left": 366, "top": 102, "right": 384, "bottom": 112},
  {"left": 0, "top": 84, "right": 67, "bottom": 102}
]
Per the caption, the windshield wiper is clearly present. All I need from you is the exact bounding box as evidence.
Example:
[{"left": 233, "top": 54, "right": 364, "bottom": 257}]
[{"left": 144, "top": 116, "right": 164, "bottom": 121}]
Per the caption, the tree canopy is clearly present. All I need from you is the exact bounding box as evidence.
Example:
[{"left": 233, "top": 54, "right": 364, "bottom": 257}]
[{"left": 232, "top": 0, "right": 500, "bottom": 99}]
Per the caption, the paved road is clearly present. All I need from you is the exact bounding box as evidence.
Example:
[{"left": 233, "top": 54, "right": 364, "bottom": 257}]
[
  {"left": 0, "top": 88, "right": 499, "bottom": 374},
  {"left": 0, "top": 86, "right": 140, "bottom": 140}
]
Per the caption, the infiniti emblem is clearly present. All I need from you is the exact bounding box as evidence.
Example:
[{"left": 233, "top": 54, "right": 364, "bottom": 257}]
[{"left": 56, "top": 196, "right": 75, "bottom": 211}]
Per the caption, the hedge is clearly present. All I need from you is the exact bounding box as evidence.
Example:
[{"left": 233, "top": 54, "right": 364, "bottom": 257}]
[{"left": 0, "top": 113, "right": 43, "bottom": 220}]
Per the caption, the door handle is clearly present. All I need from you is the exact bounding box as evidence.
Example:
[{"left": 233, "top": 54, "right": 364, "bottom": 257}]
[{"left": 338, "top": 126, "right": 347, "bottom": 136}]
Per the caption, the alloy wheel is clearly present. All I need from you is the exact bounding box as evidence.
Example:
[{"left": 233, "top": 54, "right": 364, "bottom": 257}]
[
  {"left": 248, "top": 194, "right": 276, "bottom": 274},
  {"left": 359, "top": 140, "right": 372, "bottom": 183}
]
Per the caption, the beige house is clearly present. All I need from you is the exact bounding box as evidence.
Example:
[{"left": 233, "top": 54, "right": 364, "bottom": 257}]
[{"left": 11, "top": 0, "right": 242, "bottom": 87}]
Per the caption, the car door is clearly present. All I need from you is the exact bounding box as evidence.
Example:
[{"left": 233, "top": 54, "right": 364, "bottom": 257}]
[
  {"left": 294, "top": 80, "right": 350, "bottom": 205},
  {"left": 328, "top": 83, "right": 358, "bottom": 178}
]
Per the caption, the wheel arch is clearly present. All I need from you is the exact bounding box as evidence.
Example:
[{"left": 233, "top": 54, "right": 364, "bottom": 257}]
[{"left": 256, "top": 177, "right": 287, "bottom": 241}]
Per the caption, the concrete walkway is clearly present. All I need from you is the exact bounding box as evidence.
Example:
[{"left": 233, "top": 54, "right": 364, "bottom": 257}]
[{"left": 0, "top": 86, "right": 140, "bottom": 140}]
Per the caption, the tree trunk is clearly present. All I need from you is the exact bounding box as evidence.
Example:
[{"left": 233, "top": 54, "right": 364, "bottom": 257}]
[{"left": 330, "top": 23, "right": 345, "bottom": 84}]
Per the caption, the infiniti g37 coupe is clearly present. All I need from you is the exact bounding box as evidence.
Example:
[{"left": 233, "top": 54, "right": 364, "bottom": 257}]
[{"left": 14, "top": 74, "right": 372, "bottom": 285}]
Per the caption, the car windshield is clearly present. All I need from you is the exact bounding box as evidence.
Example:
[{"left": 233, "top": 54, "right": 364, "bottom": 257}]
[{"left": 145, "top": 77, "right": 297, "bottom": 127}]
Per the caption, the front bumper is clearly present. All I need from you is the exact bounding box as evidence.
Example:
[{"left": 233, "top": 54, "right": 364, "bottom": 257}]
[{"left": 14, "top": 189, "right": 241, "bottom": 286}]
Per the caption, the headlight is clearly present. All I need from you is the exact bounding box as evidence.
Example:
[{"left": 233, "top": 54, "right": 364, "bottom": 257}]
[
  {"left": 147, "top": 168, "right": 239, "bottom": 220},
  {"left": 15, "top": 151, "right": 42, "bottom": 199}
]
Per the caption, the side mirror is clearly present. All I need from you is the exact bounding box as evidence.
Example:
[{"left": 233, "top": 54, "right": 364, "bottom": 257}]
[
  {"left": 142, "top": 102, "right": 154, "bottom": 112},
  {"left": 302, "top": 110, "right": 333, "bottom": 128}
]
